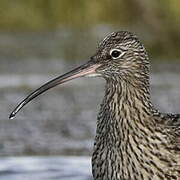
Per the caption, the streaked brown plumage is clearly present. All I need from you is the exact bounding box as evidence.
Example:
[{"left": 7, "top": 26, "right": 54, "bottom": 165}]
[
  {"left": 10, "top": 31, "right": 180, "bottom": 179},
  {"left": 92, "top": 31, "right": 180, "bottom": 180}
]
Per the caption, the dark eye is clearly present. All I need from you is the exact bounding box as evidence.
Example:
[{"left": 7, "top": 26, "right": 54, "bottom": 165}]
[{"left": 110, "top": 49, "right": 122, "bottom": 59}]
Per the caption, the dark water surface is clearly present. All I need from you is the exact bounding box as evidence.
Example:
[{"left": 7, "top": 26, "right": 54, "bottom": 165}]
[
  {"left": 1, "top": 69, "right": 180, "bottom": 156},
  {"left": 1, "top": 59, "right": 180, "bottom": 156}
]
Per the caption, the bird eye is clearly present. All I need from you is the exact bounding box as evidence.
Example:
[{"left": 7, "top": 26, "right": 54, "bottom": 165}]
[{"left": 110, "top": 49, "right": 123, "bottom": 59}]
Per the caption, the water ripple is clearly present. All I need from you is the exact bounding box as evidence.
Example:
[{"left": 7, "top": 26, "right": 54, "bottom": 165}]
[{"left": 0, "top": 156, "right": 92, "bottom": 180}]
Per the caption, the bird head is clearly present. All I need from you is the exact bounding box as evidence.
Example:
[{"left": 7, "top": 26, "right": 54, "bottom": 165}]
[
  {"left": 92, "top": 31, "right": 150, "bottom": 81},
  {"left": 9, "top": 31, "right": 150, "bottom": 119}
]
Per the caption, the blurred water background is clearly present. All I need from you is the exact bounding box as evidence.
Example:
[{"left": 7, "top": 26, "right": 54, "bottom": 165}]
[{"left": 0, "top": 1, "right": 180, "bottom": 179}]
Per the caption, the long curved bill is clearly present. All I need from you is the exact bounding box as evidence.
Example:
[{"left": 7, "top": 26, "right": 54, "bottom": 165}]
[{"left": 9, "top": 61, "right": 101, "bottom": 119}]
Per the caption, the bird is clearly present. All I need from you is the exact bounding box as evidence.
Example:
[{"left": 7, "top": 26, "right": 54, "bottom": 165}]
[{"left": 10, "top": 31, "right": 180, "bottom": 179}]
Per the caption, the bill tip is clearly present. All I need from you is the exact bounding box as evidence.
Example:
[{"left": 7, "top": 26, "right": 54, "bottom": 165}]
[{"left": 9, "top": 112, "right": 15, "bottom": 120}]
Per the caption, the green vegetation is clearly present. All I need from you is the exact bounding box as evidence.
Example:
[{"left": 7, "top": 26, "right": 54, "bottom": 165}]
[{"left": 0, "top": 0, "right": 180, "bottom": 59}]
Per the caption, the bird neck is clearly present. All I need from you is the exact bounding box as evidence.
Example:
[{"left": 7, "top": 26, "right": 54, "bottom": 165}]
[
  {"left": 105, "top": 75, "right": 154, "bottom": 113},
  {"left": 96, "top": 76, "right": 156, "bottom": 142},
  {"left": 93, "top": 76, "right": 177, "bottom": 180}
]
